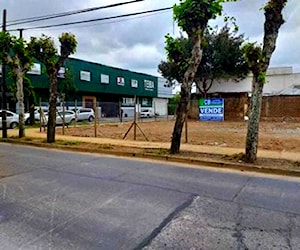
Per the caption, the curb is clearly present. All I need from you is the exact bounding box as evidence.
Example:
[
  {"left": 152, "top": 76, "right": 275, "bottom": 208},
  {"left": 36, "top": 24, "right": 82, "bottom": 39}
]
[{"left": 2, "top": 138, "right": 300, "bottom": 178}]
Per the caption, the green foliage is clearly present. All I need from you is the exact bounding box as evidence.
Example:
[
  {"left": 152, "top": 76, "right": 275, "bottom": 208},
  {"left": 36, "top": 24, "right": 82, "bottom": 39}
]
[
  {"left": 0, "top": 31, "right": 33, "bottom": 71},
  {"left": 59, "top": 33, "right": 77, "bottom": 57},
  {"left": 173, "top": 0, "right": 237, "bottom": 36},
  {"left": 28, "top": 34, "right": 57, "bottom": 68},
  {"left": 7, "top": 75, "right": 36, "bottom": 103},
  {"left": 257, "top": 72, "right": 266, "bottom": 84},
  {"left": 0, "top": 31, "right": 11, "bottom": 56},
  {"left": 28, "top": 32, "right": 77, "bottom": 74},
  {"left": 163, "top": 34, "right": 191, "bottom": 80},
  {"left": 57, "top": 67, "right": 77, "bottom": 99},
  {"left": 168, "top": 94, "right": 181, "bottom": 115},
  {"left": 243, "top": 42, "right": 263, "bottom": 72},
  {"left": 264, "top": 0, "right": 287, "bottom": 12},
  {"left": 159, "top": 25, "right": 249, "bottom": 89}
]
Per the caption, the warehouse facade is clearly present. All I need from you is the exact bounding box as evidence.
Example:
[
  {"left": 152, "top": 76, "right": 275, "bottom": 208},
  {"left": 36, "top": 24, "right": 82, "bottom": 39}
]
[{"left": 16, "top": 57, "right": 172, "bottom": 117}]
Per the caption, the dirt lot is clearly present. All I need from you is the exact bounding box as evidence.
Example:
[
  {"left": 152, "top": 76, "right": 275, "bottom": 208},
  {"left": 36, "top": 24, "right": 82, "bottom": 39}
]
[
  {"left": 1, "top": 120, "right": 299, "bottom": 179},
  {"left": 59, "top": 120, "right": 300, "bottom": 153}
]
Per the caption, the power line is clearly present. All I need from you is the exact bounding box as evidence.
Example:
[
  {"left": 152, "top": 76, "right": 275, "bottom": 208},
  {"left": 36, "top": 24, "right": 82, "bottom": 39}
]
[
  {"left": 26, "top": 9, "right": 172, "bottom": 32},
  {"left": 5, "top": 0, "right": 144, "bottom": 27},
  {"left": 8, "top": 7, "right": 172, "bottom": 32}
]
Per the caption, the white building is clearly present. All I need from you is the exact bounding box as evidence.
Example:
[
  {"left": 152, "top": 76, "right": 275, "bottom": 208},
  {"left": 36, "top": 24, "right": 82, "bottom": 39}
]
[
  {"left": 153, "top": 77, "right": 173, "bottom": 116},
  {"left": 208, "top": 67, "right": 300, "bottom": 96}
]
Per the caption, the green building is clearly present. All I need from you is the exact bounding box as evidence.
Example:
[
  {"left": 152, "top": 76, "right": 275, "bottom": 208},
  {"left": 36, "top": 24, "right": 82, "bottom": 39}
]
[{"left": 25, "top": 57, "right": 159, "bottom": 117}]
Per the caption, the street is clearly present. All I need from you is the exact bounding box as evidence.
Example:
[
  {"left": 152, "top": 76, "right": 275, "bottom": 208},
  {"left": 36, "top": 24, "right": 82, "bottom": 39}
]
[{"left": 0, "top": 143, "right": 299, "bottom": 249}]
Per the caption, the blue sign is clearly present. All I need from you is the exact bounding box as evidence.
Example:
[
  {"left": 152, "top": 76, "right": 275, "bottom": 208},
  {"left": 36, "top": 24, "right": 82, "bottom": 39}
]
[{"left": 199, "top": 98, "right": 224, "bottom": 121}]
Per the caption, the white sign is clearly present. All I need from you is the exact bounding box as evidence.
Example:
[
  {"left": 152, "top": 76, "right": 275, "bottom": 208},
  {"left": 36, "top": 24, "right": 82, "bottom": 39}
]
[
  {"left": 28, "top": 63, "right": 41, "bottom": 75},
  {"left": 117, "top": 76, "right": 125, "bottom": 86},
  {"left": 101, "top": 74, "right": 109, "bottom": 84},
  {"left": 131, "top": 79, "right": 138, "bottom": 88},
  {"left": 80, "top": 71, "right": 91, "bottom": 82},
  {"left": 144, "top": 80, "right": 154, "bottom": 91}
]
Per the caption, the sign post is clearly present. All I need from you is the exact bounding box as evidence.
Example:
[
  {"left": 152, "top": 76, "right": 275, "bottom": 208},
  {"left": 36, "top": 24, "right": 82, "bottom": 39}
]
[{"left": 199, "top": 98, "right": 224, "bottom": 121}]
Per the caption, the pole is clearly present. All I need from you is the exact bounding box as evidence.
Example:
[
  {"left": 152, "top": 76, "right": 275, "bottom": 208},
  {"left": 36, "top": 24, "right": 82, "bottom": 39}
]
[
  {"left": 74, "top": 99, "right": 77, "bottom": 127},
  {"left": 134, "top": 95, "right": 137, "bottom": 140},
  {"left": 94, "top": 100, "right": 97, "bottom": 138},
  {"left": 18, "top": 28, "right": 23, "bottom": 39},
  {"left": 62, "top": 94, "right": 65, "bottom": 135},
  {"left": 2, "top": 9, "right": 7, "bottom": 138}
]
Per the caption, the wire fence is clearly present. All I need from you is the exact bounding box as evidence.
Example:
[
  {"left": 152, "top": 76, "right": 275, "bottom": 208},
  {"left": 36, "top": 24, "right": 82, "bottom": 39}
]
[{"left": 34, "top": 100, "right": 175, "bottom": 137}]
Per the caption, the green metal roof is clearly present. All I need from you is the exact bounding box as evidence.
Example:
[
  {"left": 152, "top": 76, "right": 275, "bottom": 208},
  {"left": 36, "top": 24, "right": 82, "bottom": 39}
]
[{"left": 27, "top": 57, "right": 158, "bottom": 98}]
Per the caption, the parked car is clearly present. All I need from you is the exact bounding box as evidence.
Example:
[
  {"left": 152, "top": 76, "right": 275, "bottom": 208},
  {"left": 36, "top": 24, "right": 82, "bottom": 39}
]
[
  {"left": 72, "top": 108, "right": 95, "bottom": 122},
  {"left": 0, "top": 110, "right": 19, "bottom": 129},
  {"left": 140, "top": 108, "right": 154, "bottom": 118},
  {"left": 39, "top": 110, "right": 77, "bottom": 126},
  {"left": 55, "top": 110, "right": 76, "bottom": 125},
  {"left": 25, "top": 107, "right": 48, "bottom": 125}
]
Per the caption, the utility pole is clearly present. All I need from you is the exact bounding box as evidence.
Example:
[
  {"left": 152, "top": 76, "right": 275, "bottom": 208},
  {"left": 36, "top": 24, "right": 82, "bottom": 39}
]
[
  {"left": 2, "top": 9, "right": 7, "bottom": 138},
  {"left": 18, "top": 28, "right": 23, "bottom": 39}
]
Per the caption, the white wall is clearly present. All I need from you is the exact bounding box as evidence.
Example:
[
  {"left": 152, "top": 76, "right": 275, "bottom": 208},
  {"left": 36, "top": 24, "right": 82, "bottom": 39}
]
[
  {"left": 157, "top": 77, "right": 173, "bottom": 98},
  {"left": 207, "top": 67, "right": 300, "bottom": 95},
  {"left": 153, "top": 98, "right": 168, "bottom": 116}
]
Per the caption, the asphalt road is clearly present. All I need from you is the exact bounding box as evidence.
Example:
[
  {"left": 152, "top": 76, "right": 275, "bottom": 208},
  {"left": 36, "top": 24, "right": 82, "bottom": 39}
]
[{"left": 0, "top": 143, "right": 299, "bottom": 249}]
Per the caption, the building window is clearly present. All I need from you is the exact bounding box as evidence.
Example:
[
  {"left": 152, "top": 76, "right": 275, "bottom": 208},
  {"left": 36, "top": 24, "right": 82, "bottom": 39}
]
[
  {"left": 144, "top": 80, "right": 154, "bottom": 91},
  {"left": 117, "top": 76, "right": 125, "bottom": 86},
  {"left": 122, "top": 97, "right": 135, "bottom": 106},
  {"left": 100, "top": 74, "right": 109, "bottom": 84},
  {"left": 28, "top": 63, "right": 42, "bottom": 75},
  {"left": 80, "top": 71, "right": 91, "bottom": 82},
  {"left": 141, "top": 98, "right": 152, "bottom": 107},
  {"left": 131, "top": 79, "right": 138, "bottom": 88}
]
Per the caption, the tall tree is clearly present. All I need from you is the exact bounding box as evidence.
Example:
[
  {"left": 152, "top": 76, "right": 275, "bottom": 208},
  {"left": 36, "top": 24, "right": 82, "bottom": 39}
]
[
  {"left": 29, "top": 33, "right": 77, "bottom": 143},
  {"left": 0, "top": 31, "right": 33, "bottom": 138},
  {"left": 159, "top": 25, "right": 249, "bottom": 98},
  {"left": 244, "top": 0, "right": 287, "bottom": 163},
  {"left": 164, "top": 0, "right": 237, "bottom": 154}
]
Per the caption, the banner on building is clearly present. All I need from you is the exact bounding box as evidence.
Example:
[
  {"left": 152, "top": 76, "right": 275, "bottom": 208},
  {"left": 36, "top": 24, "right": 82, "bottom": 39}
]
[{"left": 199, "top": 98, "right": 224, "bottom": 121}]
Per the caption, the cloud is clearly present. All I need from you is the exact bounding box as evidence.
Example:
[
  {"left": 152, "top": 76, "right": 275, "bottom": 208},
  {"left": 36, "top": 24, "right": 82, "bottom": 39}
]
[{"left": 2, "top": 0, "right": 300, "bottom": 77}]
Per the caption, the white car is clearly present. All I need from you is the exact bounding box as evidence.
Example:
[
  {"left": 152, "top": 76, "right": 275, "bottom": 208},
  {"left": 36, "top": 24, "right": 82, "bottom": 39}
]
[
  {"left": 55, "top": 110, "right": 77, "bottom": 125},
  {"left": 140, "top": 108, "right": 154, "bottom": 118},
  {"left": 0, "top": 110, "right": 19, "bottom": 129},
  {"left": 39, "top": 110, "right": 77, "bottom": 126},
  {"left": 72, "top": 108, "right": 95, "bottom": 122},
  {"left": 25, "top": 107, "right": 48, "bottom": 124}
]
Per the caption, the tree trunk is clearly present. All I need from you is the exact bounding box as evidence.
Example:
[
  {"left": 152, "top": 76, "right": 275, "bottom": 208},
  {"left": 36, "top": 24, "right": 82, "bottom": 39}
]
[
  {"left": 29, "top": 102, "right": 35, "bottom": 125},
  {"left": 170, "top": 86, "right": 191, "bottom": 153},
  {"left": 244, "top": 0, "right": 286, "bottom": 163},
  {"left": 170, "top": 33, "right": 202, "bottom": 154},
  {"left": 245, "top": 75, "right": 264, "bottom": 162},
  {"left": 47, "top": 72, "right": 58, "bottom": 143},
  {"left": 15, "top": 68, "right": 25, "bottom": 138}
]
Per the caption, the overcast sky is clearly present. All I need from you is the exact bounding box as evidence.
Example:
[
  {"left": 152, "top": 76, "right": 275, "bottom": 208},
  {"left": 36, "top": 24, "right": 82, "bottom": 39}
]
[{"left": 1, "top": 0, "right": 299, "bottom": 76}]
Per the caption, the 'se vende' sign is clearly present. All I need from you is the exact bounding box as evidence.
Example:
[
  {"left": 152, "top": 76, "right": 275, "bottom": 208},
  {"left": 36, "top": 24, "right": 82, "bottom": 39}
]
[{"left": 199, "top": 98, "right": 224, "bottom": 121}]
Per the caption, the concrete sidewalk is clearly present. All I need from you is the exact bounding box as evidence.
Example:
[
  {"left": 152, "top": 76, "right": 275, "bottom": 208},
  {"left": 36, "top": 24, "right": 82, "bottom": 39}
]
[{"left": 6, "top": 127, "right": 300, "bottom": 162}]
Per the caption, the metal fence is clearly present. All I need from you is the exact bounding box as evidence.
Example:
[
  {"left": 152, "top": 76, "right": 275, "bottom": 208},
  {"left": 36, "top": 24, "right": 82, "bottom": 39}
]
[{"left": 35, "top": 100, "right": 175, "bottom": 136}]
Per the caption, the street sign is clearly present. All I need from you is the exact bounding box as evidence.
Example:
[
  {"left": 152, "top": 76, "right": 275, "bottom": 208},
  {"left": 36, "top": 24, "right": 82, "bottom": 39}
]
[{"left": 199, "top": 98, "right": 224, "bottom": 121}]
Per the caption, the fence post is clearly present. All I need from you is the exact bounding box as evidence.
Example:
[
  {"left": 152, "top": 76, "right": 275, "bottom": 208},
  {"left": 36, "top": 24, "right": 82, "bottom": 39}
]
[
  {"left": 94, "top": 101, "right": 97, "bottom": 138},
  {"left": 62, "top": 97, "right": 65, "bottom": 135},
  {"left": 74, "top": 99, "right": 77, "bottom": 127},
  {"left": 39, "top": 98, "right": 42, "bottom": 132}
]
